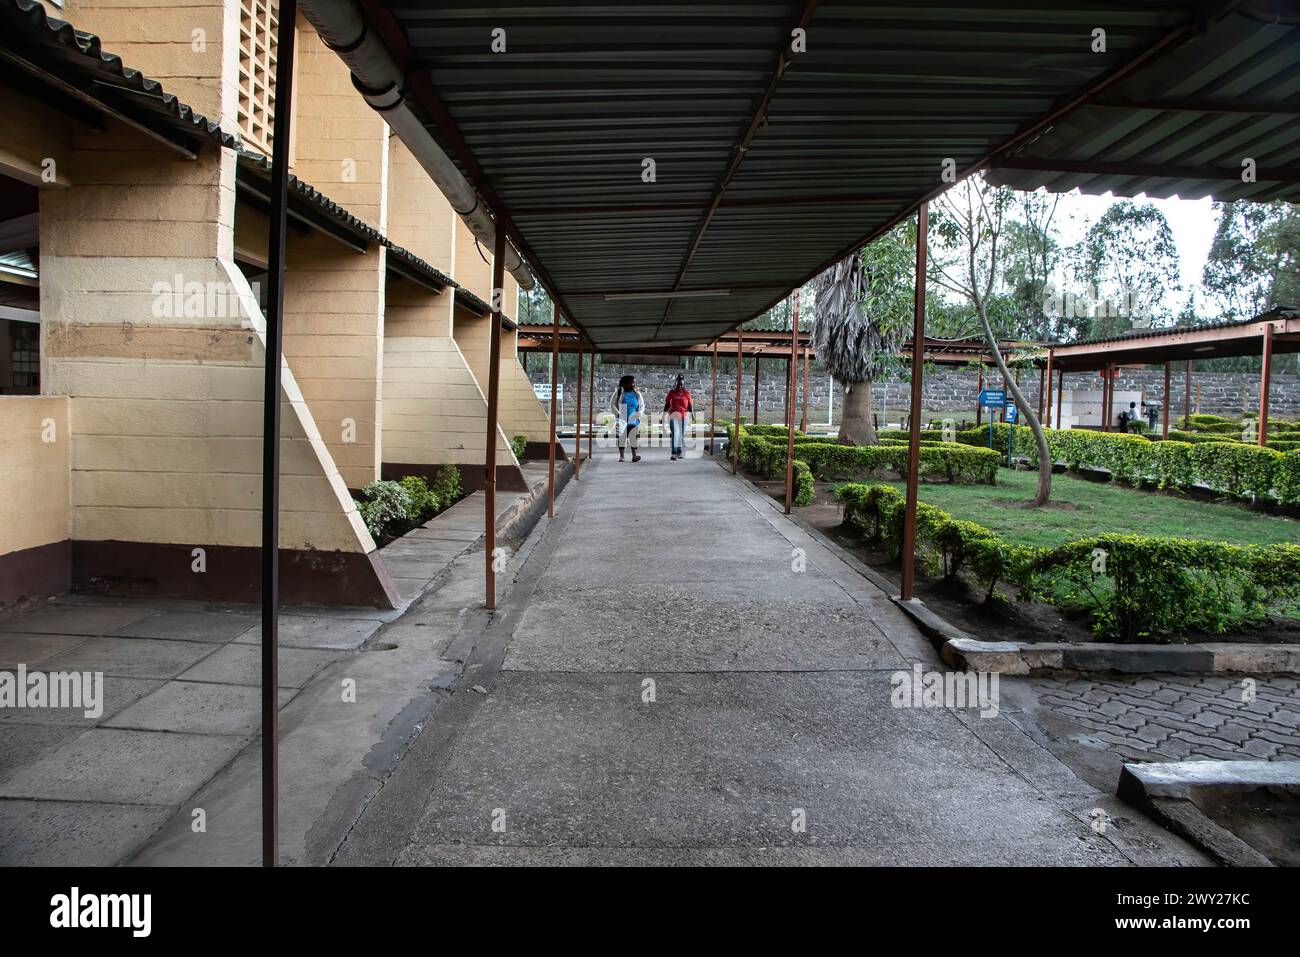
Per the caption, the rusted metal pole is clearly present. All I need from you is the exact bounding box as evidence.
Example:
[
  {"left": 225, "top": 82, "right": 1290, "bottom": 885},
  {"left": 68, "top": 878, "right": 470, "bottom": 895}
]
[
  {"left": 975, "top": 366, "right": 983, "bottom": 427},
  {"left": 710, "top": 341, "right": 718, "bottom": 455},
  {"left": 733, "top": 328, "right": 743, "bottom": 474},
  {"left": 900, "top": 203, "right": 928, "bottom": 602},
  {"left": 587, "top": 348, "right": 595, "bottom": 461},
  {"left": 1102, "top": 365, "right": 1111, "bottom": 432},
  {"left": 1037, "top": 364, "right": 1046, "bottom": 421},
  {"left": 1043, "top": 350, "right": 1054, "bottom": 428},
  {"left": 1259, "top": 323, "right": 1274, "bottom": 447},
  {"left": 1056, "top": 367, "right": 1064, "bottom": 428},
  {"left": 752, "top": 353, "right": 761, "bottom": 424},
  {"left": 1162, "top": 361, "right": 1171, "bottom": 439},
  {"left": 1184, "top": 360, "right": 1193, "bottom": 428},
  {"left": 259, "top": 0, "right": 297, "bottom": 868},
  {"left": 573, "top": 348, "right": 584, "bottom": 479},
  {"left": 484, "top": 222, "right": 507, "bottom": 611},
  {"left": 784, "top": 290, "right": 799, "bottom": 514},
  {"left": 546, "top": 304, "right": 559, "bottom": 517},
  {"left": 800, "top": 341, "right": 810, "bottom": 433}
]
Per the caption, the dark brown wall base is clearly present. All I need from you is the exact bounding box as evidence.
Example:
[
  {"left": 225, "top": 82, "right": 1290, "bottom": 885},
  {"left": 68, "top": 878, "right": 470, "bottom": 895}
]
[
  {"left": 0, "top": 540, "right": 71, "bottom": 608},
  {"left": 522, "top": 440, "right": 567, "bottom": 463},
  {"left": 382, "top": 462, "right": 528, "bottom": 494},
  {"left": 72, "top": 541, "right": 400, "bottom": 609}
]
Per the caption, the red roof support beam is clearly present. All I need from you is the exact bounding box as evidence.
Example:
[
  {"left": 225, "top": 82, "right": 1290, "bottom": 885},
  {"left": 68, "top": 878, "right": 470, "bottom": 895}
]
[
  {"left": 655, "top": 0, "right": 820, "bottom": 339},
  {"left": 900, "top": 203, "right": 929, "bottom": 602}
]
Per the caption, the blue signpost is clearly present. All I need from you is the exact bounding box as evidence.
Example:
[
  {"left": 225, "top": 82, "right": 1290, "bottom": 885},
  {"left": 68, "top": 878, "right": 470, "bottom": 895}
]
[
  {"left": 978, "top": 389, "right": 1006, "bottom": 449},
  {"left": 1005, "top": 404, "right": 1017, "bottom": 465}
]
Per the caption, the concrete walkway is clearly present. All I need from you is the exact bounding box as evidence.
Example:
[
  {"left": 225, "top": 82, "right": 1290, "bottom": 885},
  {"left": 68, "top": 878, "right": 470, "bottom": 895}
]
[
  {"left": 0, "top": 463, "right": 562, "bottom": 866},
  {"left": 333, "top": 442, "right": 1206, "bottom": 866}
]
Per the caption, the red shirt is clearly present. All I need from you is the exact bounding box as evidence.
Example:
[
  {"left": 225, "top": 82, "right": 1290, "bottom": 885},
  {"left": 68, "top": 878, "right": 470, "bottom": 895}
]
[{"left": 665, "top": 387, "right": 693, "bottom": 416}]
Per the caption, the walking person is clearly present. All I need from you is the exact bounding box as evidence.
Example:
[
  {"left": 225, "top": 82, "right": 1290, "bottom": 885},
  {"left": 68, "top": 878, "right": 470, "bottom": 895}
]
[
  {"left": 663, "top": 373, "right": 693, "bottom": 461},
  {"left": 609, "top": 374, "right": 645, "bottom": 463}
]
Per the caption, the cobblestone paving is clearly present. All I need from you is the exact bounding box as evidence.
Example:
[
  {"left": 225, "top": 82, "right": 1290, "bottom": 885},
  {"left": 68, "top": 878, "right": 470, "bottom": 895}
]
[{"left": 1025, "top": 674, "right": 1300, "bottom": 762}]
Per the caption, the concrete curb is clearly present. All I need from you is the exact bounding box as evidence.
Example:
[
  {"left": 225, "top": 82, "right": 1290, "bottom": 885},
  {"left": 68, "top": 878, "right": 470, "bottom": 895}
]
[
  {"left": 497, "top": 460, "right": 574, "bottom": 543},
  {"left": 1117, "top": 760, "right": 1300, "bottom": 867},
  {"left": 722, "top": 458, "right": 1300, "bottom": 676},
  {"left": 943, "top": 636, "right": 1300, "bottom": 675}
]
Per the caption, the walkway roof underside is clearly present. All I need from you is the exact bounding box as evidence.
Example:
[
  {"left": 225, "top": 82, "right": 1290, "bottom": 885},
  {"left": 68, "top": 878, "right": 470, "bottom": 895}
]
[
  {"left": 1049, "top": 308, "right": 1300, "bottom": 371},
  {"left": 363, "top": 0, "right": 1298, "bottom": 351}
]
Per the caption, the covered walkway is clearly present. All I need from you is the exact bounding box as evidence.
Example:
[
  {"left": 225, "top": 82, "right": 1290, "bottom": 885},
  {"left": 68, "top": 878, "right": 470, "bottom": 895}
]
[{"left": 331, "top": 441, "right": 1200, "bottom": 865}]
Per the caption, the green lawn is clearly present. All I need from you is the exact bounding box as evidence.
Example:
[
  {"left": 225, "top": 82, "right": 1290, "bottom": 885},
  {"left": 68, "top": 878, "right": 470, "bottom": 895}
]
[{"left": 880, "top": 469, "right": 1300, "bottom": 549}]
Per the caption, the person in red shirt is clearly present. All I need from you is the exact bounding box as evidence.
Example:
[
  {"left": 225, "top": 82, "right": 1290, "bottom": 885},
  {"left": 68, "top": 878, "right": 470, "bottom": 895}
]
[{"left": 663, "top": 374, "right": 694, "bottom": 460}]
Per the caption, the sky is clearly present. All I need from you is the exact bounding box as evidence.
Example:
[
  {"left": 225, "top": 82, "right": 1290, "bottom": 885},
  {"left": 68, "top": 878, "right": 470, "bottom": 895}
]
[{"left": 1048, "top": 190, "right": 1220, "bottom": 315}]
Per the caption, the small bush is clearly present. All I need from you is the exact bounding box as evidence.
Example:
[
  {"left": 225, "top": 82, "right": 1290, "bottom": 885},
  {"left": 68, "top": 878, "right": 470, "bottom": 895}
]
[
  {"left": 793, "top": 460, "right": 814, "bottom": 506},
  {"left": 510, "top": 434, "right": 528, "bottom": 460},
  {"left": 399, "top": 476, "right": 440, "bottom": 521},
  {"left": 357, "top": 480, "right": 413, "bottom": 540},
  {"left": 431, "top": 464, "right": 463, "bottom": 506},
  {"left": 835, "top": 482, "right": 1300, "bottom": 641}
]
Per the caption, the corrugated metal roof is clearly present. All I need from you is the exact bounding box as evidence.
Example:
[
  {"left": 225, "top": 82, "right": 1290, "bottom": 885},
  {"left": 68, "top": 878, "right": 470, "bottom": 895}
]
[
  {"left": 237, "top": 151, "right": 455, "bottom": 289},
  {"left": 1, "top": 0, "right": 237, "bottom": 153},
  {"left": 987, "top": 4, "right": 1300, "bottom": 201},
  {"left": 368, "top": 0, "right": 1253, "bottom": 350},
  {"left": 2, "top": 0, "right": 456, "bottom": 292}
]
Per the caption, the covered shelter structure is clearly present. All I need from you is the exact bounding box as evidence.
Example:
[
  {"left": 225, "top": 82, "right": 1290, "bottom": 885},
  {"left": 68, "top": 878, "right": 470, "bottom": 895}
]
[
  {"left": 1041, "top": 308, "right": 1300, "bottom": 441},
  {"left": 244, "top": 0, "right": 1300, "bottom": 861}
]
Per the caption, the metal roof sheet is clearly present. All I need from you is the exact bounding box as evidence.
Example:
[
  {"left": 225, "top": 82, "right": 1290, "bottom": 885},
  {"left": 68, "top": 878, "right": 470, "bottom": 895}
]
[
  {"left": 367, "top": 0, "right": 1256, "bottom": 350},
  {"left": 1, "top": 0, "right": 237, "bottom": 154}
]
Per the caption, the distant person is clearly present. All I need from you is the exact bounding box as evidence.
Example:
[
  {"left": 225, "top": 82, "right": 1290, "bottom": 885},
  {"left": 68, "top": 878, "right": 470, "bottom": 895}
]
[
  {"left": 1142, "top": 400, "right": 1159, "bottom": 431},
  {"left": 663, "top": 374, "right": 694, "bottom": 461},
  {"left": 608, "top": 374, "right": 645, "bottom": 463}
]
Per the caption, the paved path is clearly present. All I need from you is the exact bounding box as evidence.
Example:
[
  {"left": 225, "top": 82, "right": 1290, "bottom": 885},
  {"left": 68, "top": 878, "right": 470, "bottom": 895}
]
[
  {"left": 0, "top": 468, "right": 557, "bottom": 866},
  {"left": 336, "top": 443, "right": 1205, "bottom": 866},
  {"left": 1004, "top": 674, "right": 1300, "bottom": 795}
]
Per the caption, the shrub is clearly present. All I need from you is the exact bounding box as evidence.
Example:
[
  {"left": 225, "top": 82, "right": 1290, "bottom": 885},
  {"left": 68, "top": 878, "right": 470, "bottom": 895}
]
[
  {"left": 357, "top": 480, "right": 413, "bottom": 539},
  {"left": 793, "top": 460, "right": 814, "bottom": 506},
  {"left": 960, "top": 423, "right": 1300, "bottom": 503},
  {"left": 510, "top": 434, "right": 528, "bottom": 460},
  {"left": 1167, "top": 429, "right": 1242, "bottom": 444},
  {"left": 835, "top": 482, "right": 1300, "bottom": 641},
  {"left": 399, "top": 476, "right": 440, "bottom": 521},
  {"left": 1189, "top": 442, "right": 1283, "bottom": 498},
  {"left": 431, "top": 464, "right": 463, "bottom": 506}
]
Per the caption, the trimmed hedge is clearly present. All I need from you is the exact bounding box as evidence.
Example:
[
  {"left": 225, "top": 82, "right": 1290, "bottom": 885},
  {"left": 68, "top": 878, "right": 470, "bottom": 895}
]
[
  {"left": 728, "top": 425, "right": 1000, "bottom": 488},
  {"left": 836, "top": 482, "right": 1300, "bottom": 641},
  {"left": 959, "top": 422, "right": 1298, "bottom": 504},
  {"left": 793, "top": 460, "right": 814, "bottom": 506}
]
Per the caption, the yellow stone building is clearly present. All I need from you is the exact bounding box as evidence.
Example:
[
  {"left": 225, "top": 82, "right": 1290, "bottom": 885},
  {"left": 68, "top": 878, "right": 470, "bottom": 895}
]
[{"left": 0, "top": 0, "right": 553, "bottom": 607}]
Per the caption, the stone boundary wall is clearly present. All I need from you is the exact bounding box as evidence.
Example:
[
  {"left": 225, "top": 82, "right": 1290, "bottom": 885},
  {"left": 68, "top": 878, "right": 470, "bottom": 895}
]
[{"left": 525, "top": 362, "right": 1297, "bottom": 425}]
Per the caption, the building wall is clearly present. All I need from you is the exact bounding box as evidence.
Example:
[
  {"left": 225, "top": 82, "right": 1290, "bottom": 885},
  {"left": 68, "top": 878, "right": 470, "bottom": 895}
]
[
  {"left": 28, "top": 76, "right": 394, "bottom": 605},
  {"left": 380, "top": 134, "right": 524, "bottom": 486},
  {"left": 279, "top": 25, "right": 389, "bottom": 491},
  {"left": 0, "top": 396, "right": 71, "bottom": 605},
  {"left": 62, "top": 0, "right": 237, "bottom": 127}
]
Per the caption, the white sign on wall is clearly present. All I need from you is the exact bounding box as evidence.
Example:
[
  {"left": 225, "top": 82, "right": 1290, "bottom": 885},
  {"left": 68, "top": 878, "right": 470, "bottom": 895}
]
[{"left": 533, "top": 383, "right": 564, "bottom": 402}]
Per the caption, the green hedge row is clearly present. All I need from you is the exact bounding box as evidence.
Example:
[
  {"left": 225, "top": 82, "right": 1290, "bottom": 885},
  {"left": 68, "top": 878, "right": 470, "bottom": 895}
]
[
  {"left": 959, "top": 422, "right": 1300, "bottom": 504},
  {"left": 837, "top": 482, "right": 1300, "bottom": 641},
  {"left": 730, "top": 425, "right": 1000, "bottom": 485}
]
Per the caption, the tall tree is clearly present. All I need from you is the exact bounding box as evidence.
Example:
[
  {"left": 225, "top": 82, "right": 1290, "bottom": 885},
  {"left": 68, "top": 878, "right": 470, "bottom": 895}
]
[
  {"left": 1078, "top": 200, "right": 1180, "bottom": 337},
  {"left": 809, "top": 222, "right": 914, "bottom": 445},
  {"left": 1201, "top": 200, "right": 1300, "bottom": 319},
  {"left": 931, "top": 176, "right": 1053, "bottom": 506},
  {"left": 1002, "top": 191, "right": 1063, "bottom": 341}
]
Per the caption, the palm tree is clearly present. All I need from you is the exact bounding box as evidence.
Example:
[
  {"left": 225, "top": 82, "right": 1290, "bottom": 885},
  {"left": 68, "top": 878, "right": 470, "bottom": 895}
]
[{"left": 810, "top": 224, "right": 914, "bottom": 445}]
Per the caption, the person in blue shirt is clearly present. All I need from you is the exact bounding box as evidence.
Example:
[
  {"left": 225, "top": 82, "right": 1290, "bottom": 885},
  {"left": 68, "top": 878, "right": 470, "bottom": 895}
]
[{"left": 608, "top": 374, "right": 645, "bottom": 463}]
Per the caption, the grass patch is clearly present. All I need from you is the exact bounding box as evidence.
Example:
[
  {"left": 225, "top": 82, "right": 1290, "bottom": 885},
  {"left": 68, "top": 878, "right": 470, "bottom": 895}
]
[{"left": 875, "top": 469, "right": 1300, "bottom": 550}]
